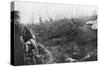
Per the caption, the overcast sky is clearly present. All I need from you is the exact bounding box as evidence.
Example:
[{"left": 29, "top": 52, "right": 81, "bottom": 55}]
[{"left": 14, "top": 1, "right": 97, "bottom": 24}]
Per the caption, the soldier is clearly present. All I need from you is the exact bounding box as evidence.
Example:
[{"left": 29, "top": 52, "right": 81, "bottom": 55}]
[
  {"left": 20, "top": 26, "right": 40, "bottom": 64},
  {"left": 20, "top": 25, "right": 53, "bottom": 64}
]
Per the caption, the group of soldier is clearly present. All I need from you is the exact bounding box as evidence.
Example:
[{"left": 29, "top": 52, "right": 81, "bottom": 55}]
[{"left": 20, "top": 18, "right": 97, "bottom": 64}]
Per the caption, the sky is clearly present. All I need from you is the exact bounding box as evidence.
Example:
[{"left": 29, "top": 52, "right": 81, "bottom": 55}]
[{"left": 14, "top": 1, "right": 97, "bottom": 24}]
